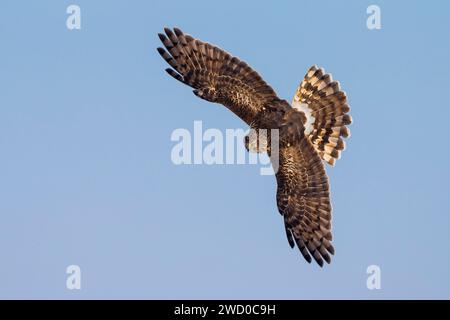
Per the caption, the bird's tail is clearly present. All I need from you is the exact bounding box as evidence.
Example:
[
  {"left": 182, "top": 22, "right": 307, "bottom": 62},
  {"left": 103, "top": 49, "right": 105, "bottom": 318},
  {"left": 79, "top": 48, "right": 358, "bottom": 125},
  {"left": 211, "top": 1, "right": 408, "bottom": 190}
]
[{"left": 292, "top": 65, "right": 352, "bottom": 166}]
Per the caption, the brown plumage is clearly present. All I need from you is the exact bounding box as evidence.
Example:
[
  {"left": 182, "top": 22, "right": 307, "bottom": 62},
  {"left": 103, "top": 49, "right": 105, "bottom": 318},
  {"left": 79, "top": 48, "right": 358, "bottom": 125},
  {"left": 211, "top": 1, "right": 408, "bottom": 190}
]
[
  {"left": 276, "top": 110, "right": 335, "bottom": 266},
  {"left": 292, "top": 65, "right": 352, "bottom": 166},
  {"left": 157, "top": 27, "right": 352, "bottom": 266}
]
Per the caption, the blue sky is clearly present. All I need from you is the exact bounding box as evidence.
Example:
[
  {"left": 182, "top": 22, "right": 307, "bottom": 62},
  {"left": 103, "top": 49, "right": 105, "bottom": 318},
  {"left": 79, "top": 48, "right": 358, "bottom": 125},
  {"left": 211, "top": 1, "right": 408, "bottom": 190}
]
[{"left": 0, "top": 0, "right": 449, "bottom": 299}]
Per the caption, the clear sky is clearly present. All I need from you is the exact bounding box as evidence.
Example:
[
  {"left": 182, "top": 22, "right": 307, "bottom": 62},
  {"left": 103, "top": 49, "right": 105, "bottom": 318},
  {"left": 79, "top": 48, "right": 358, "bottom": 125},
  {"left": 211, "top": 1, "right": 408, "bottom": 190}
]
[{"left": 0, "top": 0, "right": 449, "bottom": 299}]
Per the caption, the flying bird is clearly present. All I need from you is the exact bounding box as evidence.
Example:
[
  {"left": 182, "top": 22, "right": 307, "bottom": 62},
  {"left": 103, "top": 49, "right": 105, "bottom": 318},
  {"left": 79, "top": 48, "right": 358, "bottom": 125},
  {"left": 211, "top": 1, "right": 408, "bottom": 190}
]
[{"left": 157, "top": 27, "right": 352, "bottom": 266}]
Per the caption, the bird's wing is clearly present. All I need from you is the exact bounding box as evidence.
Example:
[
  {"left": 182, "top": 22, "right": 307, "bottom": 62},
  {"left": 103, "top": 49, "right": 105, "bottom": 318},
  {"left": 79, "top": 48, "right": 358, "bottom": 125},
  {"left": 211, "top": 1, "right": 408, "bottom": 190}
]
[
  {"left": 275, "top": 112, "right": 334, "bottom": 266},
  {"left": 157, "top": 27, "right": 281, "bottom": 125},
  {"left": 292, "top": 65, "right": 352, "bottom": 166}
]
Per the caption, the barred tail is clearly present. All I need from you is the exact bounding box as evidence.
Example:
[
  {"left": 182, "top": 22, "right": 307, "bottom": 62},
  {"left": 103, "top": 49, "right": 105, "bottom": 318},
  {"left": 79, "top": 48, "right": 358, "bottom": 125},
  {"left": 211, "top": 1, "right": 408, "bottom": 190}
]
[{"left": 292, "top": 65, "right": 352, "bottom": 166}]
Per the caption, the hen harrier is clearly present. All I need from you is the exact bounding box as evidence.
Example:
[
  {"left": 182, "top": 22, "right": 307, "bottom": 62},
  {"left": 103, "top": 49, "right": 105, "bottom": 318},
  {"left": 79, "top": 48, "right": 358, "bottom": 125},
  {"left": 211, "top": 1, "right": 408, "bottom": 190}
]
[{"left": 157, "top": 27, "right": 352, "bottom": 266}]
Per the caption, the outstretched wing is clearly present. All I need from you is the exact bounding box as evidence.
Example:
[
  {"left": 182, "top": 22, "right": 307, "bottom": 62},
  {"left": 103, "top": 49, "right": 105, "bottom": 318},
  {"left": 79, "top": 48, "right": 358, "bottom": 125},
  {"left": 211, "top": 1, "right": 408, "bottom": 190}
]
[
  {"left": 292, "top": 65, "right": 352, "bottom": 166},
  {"left": 275, "top": 112, "right": 334, "bottom": 266},
  {"left": 157, "top": 27, "right": 280, "bottom": 125}
]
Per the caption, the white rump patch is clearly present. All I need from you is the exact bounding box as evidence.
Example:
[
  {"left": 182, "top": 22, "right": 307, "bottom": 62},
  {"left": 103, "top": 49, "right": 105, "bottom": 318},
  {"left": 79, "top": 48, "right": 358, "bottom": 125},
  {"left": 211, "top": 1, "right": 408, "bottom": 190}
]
[{"left": 292, "top": 100, "right": 315, "bottom": 135}]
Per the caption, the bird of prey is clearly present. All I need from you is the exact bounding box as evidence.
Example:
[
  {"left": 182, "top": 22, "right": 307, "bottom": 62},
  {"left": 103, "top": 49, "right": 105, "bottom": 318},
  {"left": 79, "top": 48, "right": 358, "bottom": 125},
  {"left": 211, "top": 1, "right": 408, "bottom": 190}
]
[{"left": 157, "top": 27, "right": 352, "bottom": 266}]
